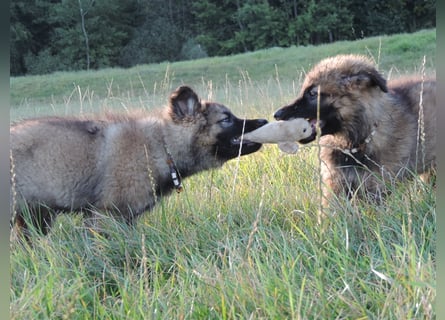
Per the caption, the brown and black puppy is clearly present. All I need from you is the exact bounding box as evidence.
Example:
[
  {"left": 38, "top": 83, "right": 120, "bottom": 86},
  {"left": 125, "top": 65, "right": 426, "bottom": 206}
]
[
  {"left": 274, "top": 54, "right": 436, "bottom": 208},
  {"left": 10, "top": 85, "right": 267, "bottom": 239}
]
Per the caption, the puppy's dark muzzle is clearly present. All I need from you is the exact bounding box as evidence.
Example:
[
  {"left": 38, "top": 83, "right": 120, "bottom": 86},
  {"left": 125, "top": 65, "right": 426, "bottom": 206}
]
[
  {"left": 273, "top": 109, "right": 285, "bottom": 120},
  {"left": 274, "top": 105, "right": 298, "bottom": 121}
]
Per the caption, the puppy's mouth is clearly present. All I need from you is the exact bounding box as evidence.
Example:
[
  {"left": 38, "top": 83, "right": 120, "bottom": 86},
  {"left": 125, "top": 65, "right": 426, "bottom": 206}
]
[
  {"left": 299, "top": 118, "right": 325, "bottom": 144},
  {"left": 231, "top": 136, "right": 256, "bottom": 145},
  {"left": 308, "top": 118, "right": 325, "bottom": 131}
]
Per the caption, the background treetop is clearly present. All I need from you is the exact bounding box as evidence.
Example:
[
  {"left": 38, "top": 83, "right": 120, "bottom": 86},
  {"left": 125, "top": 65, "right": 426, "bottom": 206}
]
[{"left": 10, "top": 0, "right": 435, "bottom": 76}]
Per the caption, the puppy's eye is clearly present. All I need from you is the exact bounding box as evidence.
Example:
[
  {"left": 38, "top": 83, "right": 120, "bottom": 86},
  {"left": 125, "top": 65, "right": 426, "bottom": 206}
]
[
  {"left": 218, "top": 115, "right": 233, "bottom": 127},
  {"left": 308, "top": 88, "right": 318, "bottom": 97}
]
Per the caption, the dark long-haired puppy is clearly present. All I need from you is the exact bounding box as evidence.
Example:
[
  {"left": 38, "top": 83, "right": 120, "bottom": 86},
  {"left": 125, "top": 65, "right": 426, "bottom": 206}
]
[{"left": 274, "top": 54, "right": 436, "bottom": 209}]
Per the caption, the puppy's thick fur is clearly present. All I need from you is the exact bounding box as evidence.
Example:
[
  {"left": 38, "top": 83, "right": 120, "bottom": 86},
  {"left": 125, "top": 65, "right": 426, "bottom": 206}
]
[
  {"left": 274, "top": 54, "right": 436, "bottom": 207},
  {"left": 10, "top": 86, "right": 267, "bottom": 238}
]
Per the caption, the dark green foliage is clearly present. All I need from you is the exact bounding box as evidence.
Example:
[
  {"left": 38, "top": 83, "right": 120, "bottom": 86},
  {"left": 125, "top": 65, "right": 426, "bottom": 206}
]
[
  {"left": 10, "top": 0, "right": 436, "bottom": 75},
  {"left": 10, "top": 0, "right": 55, "bottom": 75},
  {"left": 119, "top": 0, "right": 194, "bottom": 67},
  {"left": 119, "top": 18, "right": 183, "bottom": 67}
]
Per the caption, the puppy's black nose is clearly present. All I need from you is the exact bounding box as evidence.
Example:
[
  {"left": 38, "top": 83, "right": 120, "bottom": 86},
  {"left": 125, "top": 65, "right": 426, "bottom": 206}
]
[{"left": 274, "top": 109, "right": 284, "bottom": 120}]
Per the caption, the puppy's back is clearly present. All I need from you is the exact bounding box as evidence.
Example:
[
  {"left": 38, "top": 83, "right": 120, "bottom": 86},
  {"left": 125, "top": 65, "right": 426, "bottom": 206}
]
[{"left": 11, "top": 117, "right": 104, "bottom": 210}]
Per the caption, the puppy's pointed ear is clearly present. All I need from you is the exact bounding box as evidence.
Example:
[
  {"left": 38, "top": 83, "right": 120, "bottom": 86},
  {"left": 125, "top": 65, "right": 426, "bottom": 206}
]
[
  {"left": 342, "top": 70, "right": 388, "bottom": 93},
  {"left": 169, "top": 86, "right": 202, "bottom": 119}
]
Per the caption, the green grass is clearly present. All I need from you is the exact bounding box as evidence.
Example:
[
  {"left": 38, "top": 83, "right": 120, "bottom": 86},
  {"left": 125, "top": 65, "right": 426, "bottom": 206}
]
[{"left": 10, "top": 29, "right": 436, "bottom": 319}]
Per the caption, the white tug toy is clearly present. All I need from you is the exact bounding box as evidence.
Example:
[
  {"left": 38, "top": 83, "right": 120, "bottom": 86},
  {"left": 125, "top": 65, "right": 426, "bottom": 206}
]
[{"left": 242, "top": 118, "right": 312, "bottom": 154}]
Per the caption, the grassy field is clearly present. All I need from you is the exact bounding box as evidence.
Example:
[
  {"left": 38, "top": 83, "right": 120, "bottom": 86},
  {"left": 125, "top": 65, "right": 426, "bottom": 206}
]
[{"left": 10, "top": 29, "right": 436, "bottom": 319}]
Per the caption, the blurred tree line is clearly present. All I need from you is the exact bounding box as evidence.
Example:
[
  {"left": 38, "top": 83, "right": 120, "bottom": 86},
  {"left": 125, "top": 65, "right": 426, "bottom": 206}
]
[{"left": 10, "top": 0, "right": 435, "bottom": 76}]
